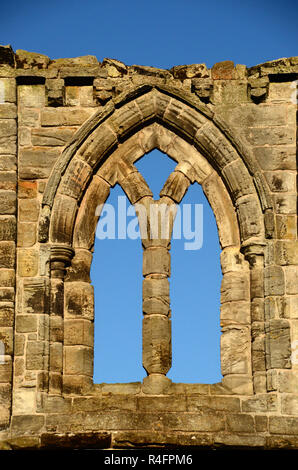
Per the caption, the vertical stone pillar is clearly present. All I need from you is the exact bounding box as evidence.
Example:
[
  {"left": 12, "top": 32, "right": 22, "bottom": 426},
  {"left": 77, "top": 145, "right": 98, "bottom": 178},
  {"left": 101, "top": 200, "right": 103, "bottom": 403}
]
[
  {"left": 139, "top": 197, "right": 176, "bottom": 394},
  {"left": 244, "top": 243, "right": 266, "bottom": 393},
  {"left": 0, "top": 65, "right": 16, "bottom": 429},
  {"left": 49, "top": 246, "right": 73, "bottom": 395}
]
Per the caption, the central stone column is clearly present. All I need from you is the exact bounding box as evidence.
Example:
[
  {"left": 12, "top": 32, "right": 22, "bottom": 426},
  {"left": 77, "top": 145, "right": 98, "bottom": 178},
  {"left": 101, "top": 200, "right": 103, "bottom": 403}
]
[{"left": 136, "top": 196, "right": 177, "bottom": 393}]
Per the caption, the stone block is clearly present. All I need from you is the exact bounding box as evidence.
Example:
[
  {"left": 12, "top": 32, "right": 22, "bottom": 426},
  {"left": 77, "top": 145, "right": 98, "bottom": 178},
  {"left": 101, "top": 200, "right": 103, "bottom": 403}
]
[
  {"left": 265, "top": 170, "right": 296, "bottom": 193},
  {"left": 23, "top": 278, "right": 49, "bottom": 314},
  {"left": 41, "top": 107, "right": 94, "bottom": 126},
  {"left": 14, "top": 334, "right": 25, "bottom": 357},
  {"left": 0, "top": 327, "right": 13, "bottom": 355},
  {"left": 221, "top": 326, "right": 251, "bottom": 374},
  {"left": 221, "top": 272, "right": 249, "bottom": 302},
  {"left": 222, "top": 160, "right": 255, "bottom": 200},
  {"left": 49, "top": 194, "right": 78, "bottom": 244},
  {"left": 17, "top": 249, "right": 38, "bottom": 277},
  {"left": 18, "top": 85, "right": 45, "bottom": 108},
  {"left": 63, "top": 346, "right": 93, "bottom": 376},
  {"left": 160, "top": 171, "right": 190, "bottom": 203},
  {"left": 284, "top": 266, "right": 298, "bottom": 295},
  {"left": 226, "top": 413, "right": 255, "bottom": 433},
  {"left": 0, "top": 303, "right": 14, "bottom": 327},
  {"left": 142, "top": 315, "right": 171, "bottom": 374},
  {"left": 0, "top": 78, "right": 16, "bottom": 103},
  {"left": 0, "top": 190, "right": 16, "bottom": 214},
  {"left": 58, "top": 158, "right": 92, "bottom": 200},
  {"left": 0, "top": 356, "right": 12, "bottom": 382},
  {"left": 242, "top": 126, "right": 295, "bottom": 146},
  {"left": 13, "top": 389, "right": 36, "bottom": 415},
  {"left": 220, "top": 246, "right": 247, "bottom": 274},
  {"left": 276, "top": 215, "right": 297, "bottom": 240},
  {"left": 15, "top": 315, "right": 37, "bottom": 333},
  {"left": 11, "top": 415, "right": 44, "bottom": 436},
  {"left": 31, "top": 127, "right": 76, "bottom": 146},
  {"left": 220, "top": 301, "right": 250, "bottom": 326},
  {"left": 274, "top": 194, "right": 297, "bottom": 215},
  {"left": 254, "top": 146, "right": 296, "bottom": 171},
  {"left": 19, "top": 147, "right": 61, "bottom": 179},
  {"left": 64, "top": 282, "right": 94, "bottom": 320},
  {"left": 26, "top": 341, "right": 46, "bottom": 370},
  {"left": 64, "top": 249, "right": 92, "bottom": 283},
  {"left": 0, "top": 269, "right": 14, "bottom": 288},
  {"left": 281, "top": 395, "right": 298, "bottom": 415},
  {"left": 236, "top": 195, "right": 263, "bottom": 240},
  {"left": 18, "top": 108, "right": 39, "bottom": 127},
  {"left": 18, "top": 180, "right": 38, "bottom": 199},
  {"left": 275, "top": 241, "right": 298, "bottom": 266},
  {"left": 0, "top": 172, "right": 16, "bottom": 192},
  {"left": 120, "top": 171, "right": 152, "bottom": 204},
  {"left": 0, "top": 287, "right": 14, "bottom": 302},
  {"left": 49, "top": 343, "right": 63, "bottom": 372},
  {"left": 17, "top": 222, "right": 36, "bottom": 247},
  {"left": 283, "top": 296, "right": 298, "bottom": 319},
  {"left": 143, "top": 247, "right": 170, "bottom": 277},
  {"left": 18, "top": 198, "right": 39, "bottom": 222},
  {"left": 64, "top": 319, "right": 93, "bottom": 347},
  {"left": 264, "top": 266, "right": 285, "bottom": 296},
  {"left": 0, "top": 242, "right": 15, "bottom": 269},
  {"left": 269, "top": 416, "right": 298, "bottom": 435},
  {"left": 265, "top": 319, "right": 291, "bottom": 369},
  {"left": 77, "top": 123, "right": 118, "bottom": 168},
  {"left": 0, "top": 155, "right": 16, "bottom": 171}
]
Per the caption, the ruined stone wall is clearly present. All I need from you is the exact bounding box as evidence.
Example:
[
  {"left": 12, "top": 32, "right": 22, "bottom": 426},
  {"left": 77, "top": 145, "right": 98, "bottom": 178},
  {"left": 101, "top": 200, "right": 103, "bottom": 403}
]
[{"left": 0, "top": 45, "right": 297, "bottom": 450}]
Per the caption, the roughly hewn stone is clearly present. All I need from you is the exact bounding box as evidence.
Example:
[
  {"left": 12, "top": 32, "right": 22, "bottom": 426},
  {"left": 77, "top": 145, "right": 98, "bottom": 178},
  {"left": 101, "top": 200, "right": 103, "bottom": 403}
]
[{"left": 0, "top": 49, "right": 297, "bottom": 450}]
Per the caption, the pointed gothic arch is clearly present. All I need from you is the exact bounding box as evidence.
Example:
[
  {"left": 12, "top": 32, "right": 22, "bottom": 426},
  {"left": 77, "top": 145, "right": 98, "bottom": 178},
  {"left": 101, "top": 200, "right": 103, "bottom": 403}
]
[{"left": 39, "top": 83, "right": 272, "bottom": 395}]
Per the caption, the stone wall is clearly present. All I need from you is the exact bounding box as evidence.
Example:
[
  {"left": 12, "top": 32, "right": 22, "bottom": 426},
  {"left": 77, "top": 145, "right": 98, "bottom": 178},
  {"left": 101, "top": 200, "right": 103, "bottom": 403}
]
[{"left": 0, "top": 45, "right": 297, "bottom": 450}]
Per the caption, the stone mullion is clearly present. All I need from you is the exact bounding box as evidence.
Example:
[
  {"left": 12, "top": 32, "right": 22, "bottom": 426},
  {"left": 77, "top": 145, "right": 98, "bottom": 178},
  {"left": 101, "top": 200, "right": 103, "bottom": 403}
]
[
  {"left": 244, "top": 245, "right": 266, "bottom": 394},
  {"left": 139, "top": 195, "right": 174, "bottom": 394},
  {"left": 142, "top": 244, "right": 172, "bottom": 393},
  {"left": 0, "top": 73, "right": 17, "bottom": 430}
]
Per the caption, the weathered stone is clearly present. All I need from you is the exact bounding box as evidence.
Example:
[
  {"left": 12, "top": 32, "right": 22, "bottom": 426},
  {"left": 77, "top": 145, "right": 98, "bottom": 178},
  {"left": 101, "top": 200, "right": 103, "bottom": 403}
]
[
  {"left": 265, "top": 319, "right": 291, "bottom": 369},
  {"left": 143, "top": 247, "right": 170, "bottom": 277},
  {"left": 64, "top": 346, "right": 93, "bottom": 376},
  {"left": 31, "top": 127, "right": 76, "bottom": 146},
  {"left": 143, "top": 315, "right": 171, "bottom": 374},
  {"left": 0, "top": 45, "right": 14, "bottom": 66},
  {"left": 64, "top": 319, "right": 93, "bottom": 347},
  {"left": 17, "top": 249, "right": 38, "bottom": 277},
  {"left": 0, "top": 242, "right": 14, "bottom": 269},
  {"left": 0, "top": 190, "right": 16, "bottom": 214},
  {"left": 18, "top": 85, "right": 45, "bottom": 108},
  {"left": 221, "top": 326, "right": 251, "bottom": 374},
  {"left": 59, "top": 158, "right": 92, "bottom": 200},
  {"left": 15, "top": 50, "right": 49, "bottom": 69},
  {"left": 41, "top": 107, "right": 95, "bottom": 126},
  {"left": 19, "top": 147, "right": 61, "bottom": 179},
  {"left": 64, "top": 282, "right": 94, "bottom": 320},
  {"left": 23, "top": 278, "right": 49, "bottom": 314},
  {"left": 212, "top": 61, "right": 234, "bottom": 80},
  {"left": 0, "top": 51, "right": 297, "bottom": 450},
  {"left": 160, "top": 171, "right": 190, "bottom": 202}
]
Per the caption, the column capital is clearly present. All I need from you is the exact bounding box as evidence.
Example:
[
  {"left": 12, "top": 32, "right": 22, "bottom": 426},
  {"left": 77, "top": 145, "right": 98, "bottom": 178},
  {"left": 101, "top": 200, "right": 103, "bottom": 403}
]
[{"left": 50, "top": 245, "right": 74, "bottom": 279}]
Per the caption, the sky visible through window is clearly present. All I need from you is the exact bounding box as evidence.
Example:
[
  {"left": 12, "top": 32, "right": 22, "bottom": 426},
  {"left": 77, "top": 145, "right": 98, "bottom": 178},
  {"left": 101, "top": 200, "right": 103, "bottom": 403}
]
[
  {"left": 92, "top": 150, "right": 222, "bottom": 383},
  {"left": 1, "top": 0, "right": 297, "bottom": 384}
]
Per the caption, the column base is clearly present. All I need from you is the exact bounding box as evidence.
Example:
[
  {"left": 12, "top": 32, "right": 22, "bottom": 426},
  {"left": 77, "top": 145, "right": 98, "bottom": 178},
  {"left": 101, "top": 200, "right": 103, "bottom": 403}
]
[{"left": 142, "top": 374, "right": 172, "bottom": 395}]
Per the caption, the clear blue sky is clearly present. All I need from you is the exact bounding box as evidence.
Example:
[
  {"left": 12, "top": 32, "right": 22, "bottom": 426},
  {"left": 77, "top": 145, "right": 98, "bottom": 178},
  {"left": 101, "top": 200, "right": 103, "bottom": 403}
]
[{"left": 1, "top": 0, "right": 297, "bottom": 383}]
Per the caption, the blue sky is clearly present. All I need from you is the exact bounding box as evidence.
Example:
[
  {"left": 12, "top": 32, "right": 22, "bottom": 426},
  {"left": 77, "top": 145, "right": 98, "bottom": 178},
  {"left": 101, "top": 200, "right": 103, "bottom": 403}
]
[{"left": 1, "top": 0, "right": 297, "bottom": 383}]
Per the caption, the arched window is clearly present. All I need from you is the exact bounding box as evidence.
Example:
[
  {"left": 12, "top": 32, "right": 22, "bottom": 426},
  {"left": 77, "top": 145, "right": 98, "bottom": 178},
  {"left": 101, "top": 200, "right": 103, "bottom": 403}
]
[{"left": 92, "top": 148, "right": 222, "bottom": 384}]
